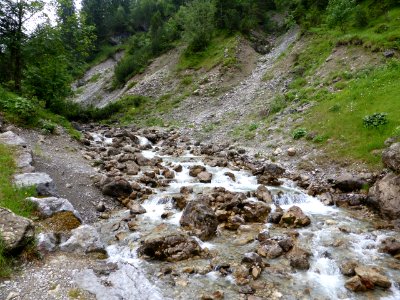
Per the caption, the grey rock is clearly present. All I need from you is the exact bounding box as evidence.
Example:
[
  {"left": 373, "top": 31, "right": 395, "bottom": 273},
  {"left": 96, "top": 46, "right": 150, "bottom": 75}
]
[
  {"left": 382, "top": 142, "right": 400, "bottom": 173},
  {"left": 130, "top": 203, "right": 147, "bottom": 215},
  {"left": 180, "top": 200, "right": 218, "bottom": 241},
  {"left": 138, "top": 233, "right": 201, "bottom": 262},
  {"left": 37, "top": 232, "right": 58, "bottom": 252},
  {"left": 102, "top": 177, "right": 133, "bottom": 198},
  {"left": 0, "top": 131, "right": 26, "bottom": 146},
  {"left": 279, "top": 206, "right": 311, "bottom": 228},
  {"left": 287, "top": 247, "right": 311, "bottom": 270},
  {"left": 368, "top": 173, "right": 400, "bottom": 219},
  {"left": 255, "top": 185, "right": 273, "bottom": 203},
  {"left": 16, "top": 149, "right": 34, "bottom": 172},
  {"left": 333, "top": 173, "right": 365, "bottom": 192},
  {"left": 0, "top": 207, "right": 35, "bottom": 252},
  {"left": 197, "top": 171, "right": 213, "bottom": 183},
  {"left": 59, "top": 225, "right": 105, "bottom": 254},
  {"left": 14, "top": 172, "right": 57, "bottom": 196},
  {"left": 27, "top": 197, "right": 81, "bottom": 220}
]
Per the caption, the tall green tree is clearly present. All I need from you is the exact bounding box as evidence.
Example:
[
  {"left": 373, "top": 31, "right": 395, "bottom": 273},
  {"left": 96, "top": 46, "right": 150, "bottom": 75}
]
[{"left": 0, "top": 0, "right": 44, "bottom": 91}]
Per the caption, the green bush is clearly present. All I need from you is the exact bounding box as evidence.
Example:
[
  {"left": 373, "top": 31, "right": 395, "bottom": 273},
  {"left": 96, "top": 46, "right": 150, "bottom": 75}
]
[
  {"left": 292, "top": 128, "right": 307, "bottom": 140},
  {"left": 0, "top": 90, "right": 37, "bottom": 122},
  {"left": 40, "top": 119, "right": 57, "bottom": 134},
  {"left": 363, "top": 113, "right": 388, "bottom": 129}
]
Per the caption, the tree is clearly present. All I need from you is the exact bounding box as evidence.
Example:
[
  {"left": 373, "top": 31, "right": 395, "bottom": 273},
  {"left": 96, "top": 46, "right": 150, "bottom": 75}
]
[
  {"left": 326, "top": 0, "right": 355, "bottom": 31},
  {"left": 179, "top": 0, "right": 216, "bottom": 51},
  {"left": 0, "top": 0, "right": 44, "bottom": 91}
]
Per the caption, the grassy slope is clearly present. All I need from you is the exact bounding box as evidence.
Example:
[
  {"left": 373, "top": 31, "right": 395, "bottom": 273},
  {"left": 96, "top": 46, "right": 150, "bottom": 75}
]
[{"left": 269, "top": 7, "right": 400, "bottom": 168}]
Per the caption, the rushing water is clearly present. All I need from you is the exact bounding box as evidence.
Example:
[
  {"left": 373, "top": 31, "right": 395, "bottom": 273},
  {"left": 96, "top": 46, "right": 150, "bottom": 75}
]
[{"left": 78, "top": 134, "right": 400, "bottom": 300}]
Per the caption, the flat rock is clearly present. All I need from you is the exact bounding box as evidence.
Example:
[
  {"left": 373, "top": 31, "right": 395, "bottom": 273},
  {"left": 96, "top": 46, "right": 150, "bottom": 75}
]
[
  {"left": 0, "top": 131, "right": 26, "bottom": 146},
  {"left": 13, "top": 172, "right": 56, "bottom": 196},
  {"left": 0, "top": 207, "right": 35, "bottom": 252},
  {"left": 197, "top": 171, "right": 213, "bottom": 183},
  {"left": 354, "top": 266, "right": 391, "bottom": 289},
  {"left": 27, "top": 196, "right": 81, "bottom": 220},
  {"left": 59, "top": 225, "right": 105, "bottom": 254}
]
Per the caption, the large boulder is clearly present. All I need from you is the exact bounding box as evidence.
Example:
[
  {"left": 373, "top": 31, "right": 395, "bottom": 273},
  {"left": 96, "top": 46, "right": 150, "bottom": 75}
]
[
  {"left": 354, "top": 266, "right": 391, "bottom": 289},
  {"left": 180, "top": 200, "right": 218, "bottom": 241},
  {"left": 241, "top": 200, "right": 271, "bottom": 223},
  {"left": 0, "top": 207, "right": 35, "bottom": 252},
  {"left": 255, "top": 185, "right": 273, "bottom": 203},
  {"left": 59, "top": 225, "right": 105, "bottom": 254},
  {"left": 14, "top": 172, "right": 57, "bottom": 196},
  {"left": 382, "top": 143, "right": 400, "bottom": 173},
  {"left": 27, "top": 197, "right": 81, "bottom": 220},
  {"left": 102, "top": 177, "right": 133, "bottom": 198},
  {"left": 0, "top": 131, "right": 26, "bottom": 146},
  {"left": 279, "top": 206, "right": 311, "bottom": 228},
  {"left": 333, "top": 173, "right": 366, "bottom": 192},
  {"left": 287, "top": 247, "right": 311, "bottom": 270},
  {"left": 368, "top": 173, "right": 400, "bottom": 219},
  {"left": 137, "top": 234, "right": 201, "bottom": 262}
]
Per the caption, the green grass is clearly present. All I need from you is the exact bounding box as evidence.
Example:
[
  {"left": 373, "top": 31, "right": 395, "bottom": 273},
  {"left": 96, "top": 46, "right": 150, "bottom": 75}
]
[
  {"left": 303, "top": 59, "right": 400, "bottom": 167},
  {"left": 0, "top": 144, "right": 37, "bottom": 278},
  {"left": 88, "top": 73, "right": 101, "bottom": 83},
  {"left": 0, "top": 144, "right": 37, "bottom": 217},
  {"left": 177, "top": 33, "right": 239, "bottom": 71}
]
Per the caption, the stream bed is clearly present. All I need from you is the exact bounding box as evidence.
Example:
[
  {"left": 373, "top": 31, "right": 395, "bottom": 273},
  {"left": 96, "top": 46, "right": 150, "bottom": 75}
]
[{"left": 75, "top": 130, "right": 400, "bottom": 300}]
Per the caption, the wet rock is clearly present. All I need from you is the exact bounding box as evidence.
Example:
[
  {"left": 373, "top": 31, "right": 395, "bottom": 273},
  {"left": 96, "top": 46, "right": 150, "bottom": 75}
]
[
  {"left": 272, "top": 235, "right": 294, "bottom": 252},
  {"left": 340, "top": 260, "right": 358, "bottom": 276},
  {"left": 200, "top": 290, "right": 224, "bottom": 300},
  {"left": 333, "top": 174, "right": 365, "bottom": 192},
  {"left": 255, "top": 185, "right": 273, "bottom": 203},
  {"left": 287, "top": 247, "right": 311, "bottom": 270},
  {"left": 198, "top": 171, "right": 213, "bottom": 183},
  {"left": 138, "top": 233, "right": 201, "bottom": 262},
  {"left": 380, "top": 237, "right": 400, "bottom": 256},
  {"left": 225, "top": 215, "right": 245, "bottom": 230},
  {"left": 126, "top": 162, "right": 140, "bottom": 175},
  {"left": 180, "top": 200, "right": 218, "bottom": 240},
  {"left": 135, "top": 153, "right": 151, "bottom": 166},
  {"left": 173, "top": 164, "right": 183, "bottom": 172},
  {"left": 368, "top": 173, "right": 400, "bottom": 219},
  {"left": 257, "top": 230, "right": 270, "bottom": 243},
  {"left": 189, "top": 165, "right": 206, "bottom": 177},
  {"left": 172, "top": 195, "right": 188, "bottom": 210},
  {"left": 354, "top": 265, "right": 391, "bottom": 289},
  {"left": 345, "top": 276, "right": 367, "bottom": 292},
  {"left": 180, "top": 186, "right": 193, "bottom": 194},
  {"left": 239, "top": 285, "right": 255, "bottom": 294},
  {"left": 242, "top": 252, "right": 264, "bottom": 268},
  {"left": 242, "top": 200, "right": 271, "bottom": 222},
  {"left": 162, "top": 168, "right": 175, "bottom": 179},
  {"left": 382, "top": 143, "right": 400, "bottom": 173},
  {"left": 0, "top": 207, "right": 35, "bottom": 252},
  {"left": 130, "top": 203, "right": 147, "bottom": 215},
  {"left": 27, "top": 197, "right": 81, "bottom": 220},
  {"left": 161, "top": 211, "right": 174, "bottom": 219},
  {"left": 224, "top": 172, "right": 236, "bottom": 182},
  {"left": 234, "top": 265, "right": 250, "bottom": 285},
  {"left": 268, "top": 211, "right": 283, "bottom": 224},
  {"left": 59, "top": 225, "right": 105, "bottom": 254},
  {"left": 96, "top": 202, "right": 106, "bottom": 212},
  {"left": 102, "top": 177, "right": 133, "bottom": 198},
  {"left": 257, "top": 240, "right": 283, "bottom": 258},
  {"left": 279, "top": 206, "right": 311, "bottom": 228},
  {"left": 14, "top": 172, "right": 57, "bottom": 196}
]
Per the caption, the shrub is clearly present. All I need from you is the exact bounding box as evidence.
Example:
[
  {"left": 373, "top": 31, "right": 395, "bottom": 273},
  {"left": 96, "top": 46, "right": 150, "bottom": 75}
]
[
  {"left": 40, "top": 119, "right": 57, "bottom": 134},
  {"left": 292, "top": 128, "right": 307, "bottom": 140},
  {"left": 363, "top": 113, "right": 388, "bottom": 129},
  {"left": 0, "top": 92, "right": 37, "bottom": 123}
]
